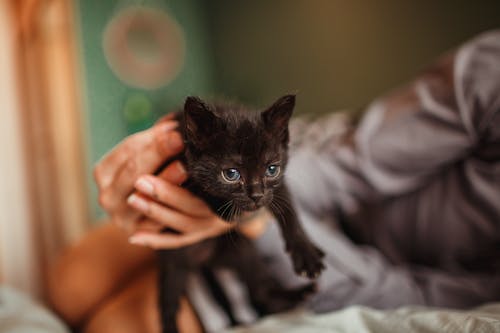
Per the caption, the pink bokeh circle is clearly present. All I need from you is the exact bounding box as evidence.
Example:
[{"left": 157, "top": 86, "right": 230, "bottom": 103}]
[{"left": 103, "top": 6, "right": 185, "bottom": 89}]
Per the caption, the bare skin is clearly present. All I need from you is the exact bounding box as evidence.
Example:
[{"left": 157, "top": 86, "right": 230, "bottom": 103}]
[
  {"left": 47, "top": 118, "right": 267, "bottom": 333},
  {"left": 47, "top": 223, "right": 204, "bottom": 333}
]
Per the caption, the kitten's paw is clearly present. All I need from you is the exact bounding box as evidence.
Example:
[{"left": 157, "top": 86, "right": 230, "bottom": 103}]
[{"left": 289, "top": 242, "right": 325, "bottom": 279}]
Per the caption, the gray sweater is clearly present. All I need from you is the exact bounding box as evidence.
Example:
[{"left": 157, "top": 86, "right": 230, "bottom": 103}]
[{"left": 258, "top": 29, "right": 500, "bottom": 311}]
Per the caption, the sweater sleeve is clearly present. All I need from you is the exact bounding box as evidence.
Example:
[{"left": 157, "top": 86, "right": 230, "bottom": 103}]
[{"left": 286, "top": 30, "right": 500, "bottom": 216}]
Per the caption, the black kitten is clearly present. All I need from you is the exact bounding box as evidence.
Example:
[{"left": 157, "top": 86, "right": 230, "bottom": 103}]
[{"left": 157, "top": 95, "right": 325, "bottom": 333}]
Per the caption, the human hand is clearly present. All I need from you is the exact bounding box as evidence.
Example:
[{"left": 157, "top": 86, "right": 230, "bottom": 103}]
[
  {"left": 127, "top": 175, "right": 233, "bottom": 249},
  {"left": 95, "top": 116, "right": 269, "bottom": 249},
  {"left": 128, "top": 177, "right": 271, "bottom": 248},
  {"left": 93, "top": 116, "right": 186, "bottom": 231}
]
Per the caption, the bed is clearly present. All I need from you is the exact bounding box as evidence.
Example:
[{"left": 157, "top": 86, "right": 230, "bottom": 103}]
[{"left": 226, "top": 304, "right": 500, "bottom": 333}]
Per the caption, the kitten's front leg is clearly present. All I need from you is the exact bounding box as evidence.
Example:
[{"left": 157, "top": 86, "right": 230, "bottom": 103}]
[
  {"left": 158, "top": 250, "right": 189, "bottom": 333},
  {"left": 212, "top": 232, "right": 315, "bottom": 315},
  {"left": 269, "top": 184, "right": 325, "bottom": 279}
]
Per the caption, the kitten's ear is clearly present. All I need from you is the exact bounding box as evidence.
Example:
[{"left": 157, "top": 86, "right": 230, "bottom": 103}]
[
  {"left": 184, "top": 96, "right": 217, "bottom": 146},
  {"left": 261, "top": 94, "right": 295, "bottom": 144}
]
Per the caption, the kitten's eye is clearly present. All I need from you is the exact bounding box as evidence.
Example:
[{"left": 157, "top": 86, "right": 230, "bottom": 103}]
[
  {"left": 221, "top": 168, "right": 241, "bottom": 183},
  {"left": 265, "top": 165, "right": 281, "bottom": 178}
]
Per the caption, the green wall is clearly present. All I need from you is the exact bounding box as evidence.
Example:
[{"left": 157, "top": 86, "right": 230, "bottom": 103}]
[
  {"left": 77, "top": 0, "right": 216, "bottom": 219},
  {"left": 205, "top": 0, "right": 500, "bottom": 115}
]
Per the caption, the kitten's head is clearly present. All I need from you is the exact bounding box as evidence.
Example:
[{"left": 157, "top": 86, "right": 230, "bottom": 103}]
[{"left": 183, "top": 95, "right": 295, "bottom": 220}]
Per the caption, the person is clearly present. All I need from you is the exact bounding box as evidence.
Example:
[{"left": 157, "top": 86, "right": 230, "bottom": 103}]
[{"left": 47, "top": 30, "right": 500, "bottom": 333}]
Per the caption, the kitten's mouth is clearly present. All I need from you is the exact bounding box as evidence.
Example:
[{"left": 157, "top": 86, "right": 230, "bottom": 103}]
[
  {"left": 218, "top": 203, "right": 266, "bottom": 224},
  {"left": 217, "top": 200, "right": 268, "bottom": 223},
  {"left": 243, "top": 202, "right": 260, "bottom": 211}
]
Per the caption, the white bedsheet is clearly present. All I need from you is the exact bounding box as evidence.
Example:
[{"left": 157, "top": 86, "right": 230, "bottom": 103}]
[
  {"left": 0, "top": 287, "right": 69, "bottom": 333},
  {"left": 226, "top": 304, "right": 500, "bottom": 333}
]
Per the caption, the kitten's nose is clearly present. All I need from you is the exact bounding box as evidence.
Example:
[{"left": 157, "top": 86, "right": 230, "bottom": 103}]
[{"left": 250, "top": 193, "right": 264, "bottom": 204}]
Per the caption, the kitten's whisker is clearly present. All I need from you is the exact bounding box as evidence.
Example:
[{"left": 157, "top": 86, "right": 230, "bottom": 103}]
[
  {"left": 217, "top": 200, "right": 232, "bottom": 215},
  {"left": 227, "top": 204, "right": 233, "bottom": 222},
  {"left": 270, "top": 202, "right": 283, "bottom": 227},
  {"left": 232, "top": 205, "right": 240, "bottom": 223},
  {"left": 270, "top": 201, "right": 287, "bottom": 227},
  {"left": 219, "top": 200, "right": 233, "bottom": 221},
  {"left": 227, "top": 205, "right": 238, "bottom": 247},
  {"left": 273, "top": 194, "right": 294, "bottom": 212},
  {"left": 216, "top": 201, "right": 229, "bottom": 213},
  {"left": 229, "top": 204, "right": 237, "bottom": 222},
  {"left": 224, "top": 203, "right": 233, "bottom": 221},
  {"left": 235, "top": 206, "right": 242, "bottom": 222},
  {"left": 236, "top": 207, "right": 242, "bottom": 223},
  {"left": 273, "top": 196, "right": 296, "bottom": 223}
]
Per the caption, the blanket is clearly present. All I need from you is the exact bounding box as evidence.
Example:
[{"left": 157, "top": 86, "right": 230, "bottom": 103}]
[{"left": 226, "top": 304, "right": 500, "bottom": 333}]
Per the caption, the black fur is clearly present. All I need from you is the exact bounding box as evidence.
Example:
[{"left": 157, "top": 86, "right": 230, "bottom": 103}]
[{"left": 157, "top": 95, "right": 325, "bottom": 333}]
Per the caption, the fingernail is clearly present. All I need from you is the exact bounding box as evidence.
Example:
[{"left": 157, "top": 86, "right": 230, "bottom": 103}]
[
  {"left": 160, "top": 121, "right": 178, "bottom": 132},
  {"left": 168, "top": 132, "right": 184, "bottom": 150},
  {"left": 129, "top": 236, "right": 146, "bottom": 245},
  {"left": 135, "top": 178, "right": 154, "bottom": 196},
  {"left": 127, "top": 194, "right": 149, "bottom": 212}
]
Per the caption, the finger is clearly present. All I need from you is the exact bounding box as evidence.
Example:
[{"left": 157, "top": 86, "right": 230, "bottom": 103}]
[
  {"left": 94, "top": 121, "right": 176, "bottom": 189},
  {"left": 155, "top": 113, "right": 176, "bottom": 124},
  {"left": 129, "top": 231, "right": 208, "bottom": 249},
  {"left": 108, "top": 204, "right": 142, "bottom": 235},
  {"left": 156, "top": 160, "right": 188, "bottom": 186},
  {"left": 127, "top": 194, "right": 197, "bottom": 233},
  {"left": 94, "top": 121, "right": 180, "bottom": 190},
  {"left": 101, "top": 131, "right": 184, "bottom": 211},
  {"left": 134, "top": 175, "right": 211, "bottom": 217},
  {"left": 98, "top": 158, "right": 137, "bottom": 211},
  {"left": 93, "top": 146, "right": 129, "bottom": 191},
  {"left": 134, "top": 218, "right": 165, "bottom": 233},
  {"left": 110, "top": 207, "right": 141, "bottom": 227},
  {"left": 150, "top": 123, "right": 184, "bottom": 167}
]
